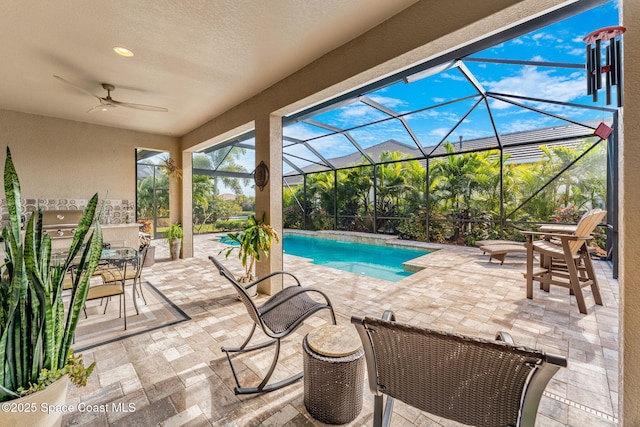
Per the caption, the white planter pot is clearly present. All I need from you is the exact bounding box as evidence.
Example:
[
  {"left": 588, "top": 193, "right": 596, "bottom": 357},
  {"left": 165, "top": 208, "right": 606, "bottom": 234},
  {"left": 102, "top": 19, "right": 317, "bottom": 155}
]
[
  {"left": 2, "top": 375, "right": 70, "bottom": 426},
  {"left": 170, "top": 239, "right": 181, "bottom": 260}
]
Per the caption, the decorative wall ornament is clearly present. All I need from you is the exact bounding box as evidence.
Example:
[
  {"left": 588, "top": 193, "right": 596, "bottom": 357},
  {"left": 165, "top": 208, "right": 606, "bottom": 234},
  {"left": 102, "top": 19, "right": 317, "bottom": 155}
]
[{"left": 254, "top": 161, "right": 269, "bottom": 191}]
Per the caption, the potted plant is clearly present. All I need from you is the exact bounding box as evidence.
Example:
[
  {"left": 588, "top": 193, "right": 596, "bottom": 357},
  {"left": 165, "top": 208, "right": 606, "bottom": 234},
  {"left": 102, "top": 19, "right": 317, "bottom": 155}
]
[
  {"left": 222, "top": 213, "right": 280, "bottom": 286},
  {"left": 166, "top": 222, "right": 183, "bottom": 260},
  {"left": 0, "top": 147, "right": 104, "bottom": 425}
]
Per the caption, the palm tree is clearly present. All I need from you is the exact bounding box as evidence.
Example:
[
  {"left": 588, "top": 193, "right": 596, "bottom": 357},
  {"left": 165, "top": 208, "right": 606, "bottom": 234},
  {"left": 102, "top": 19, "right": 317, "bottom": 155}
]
[
  {"left": 195, "top": 146, "right": 250, "bottom": 196},
  {"left": 307, "top": 171, "right": 336, "bottom": 230}
]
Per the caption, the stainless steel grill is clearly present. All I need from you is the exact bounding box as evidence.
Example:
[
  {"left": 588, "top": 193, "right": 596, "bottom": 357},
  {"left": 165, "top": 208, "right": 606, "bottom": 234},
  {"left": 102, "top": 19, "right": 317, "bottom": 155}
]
[{"left": 41, "top": 210, "right": 83, "bottom": 239}]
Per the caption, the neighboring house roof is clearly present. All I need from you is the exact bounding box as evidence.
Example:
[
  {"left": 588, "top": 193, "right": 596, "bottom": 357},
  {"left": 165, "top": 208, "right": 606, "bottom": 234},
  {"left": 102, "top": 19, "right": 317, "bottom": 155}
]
[{"left": 220, "top": 193, "right": 237, "bottom": 201}]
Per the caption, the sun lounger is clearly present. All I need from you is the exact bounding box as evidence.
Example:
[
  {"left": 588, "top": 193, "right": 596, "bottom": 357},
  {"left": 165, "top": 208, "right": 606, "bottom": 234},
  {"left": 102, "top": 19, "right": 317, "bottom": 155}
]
[
  {"left": 479, "top": 244, "right": 527, "bottom": 264},
  {"left": 475, "top": 239, "right": 524, "bottom": 247}
]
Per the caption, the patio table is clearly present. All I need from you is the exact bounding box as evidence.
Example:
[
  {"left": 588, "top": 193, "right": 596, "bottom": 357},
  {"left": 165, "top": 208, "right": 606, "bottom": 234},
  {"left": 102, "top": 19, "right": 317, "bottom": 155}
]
[{"left": 53, "top": 247, "right": 142, "bottom": 317}]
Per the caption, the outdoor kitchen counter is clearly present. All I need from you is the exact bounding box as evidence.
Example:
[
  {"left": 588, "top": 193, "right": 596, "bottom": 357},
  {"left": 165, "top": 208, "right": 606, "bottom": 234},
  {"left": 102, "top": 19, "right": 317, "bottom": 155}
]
[
  {"left": 101, "top": 223, "right": 143, "bottom": 248},
  {"left": 49, "top": 223, "right": 142, "bottom": 252}
]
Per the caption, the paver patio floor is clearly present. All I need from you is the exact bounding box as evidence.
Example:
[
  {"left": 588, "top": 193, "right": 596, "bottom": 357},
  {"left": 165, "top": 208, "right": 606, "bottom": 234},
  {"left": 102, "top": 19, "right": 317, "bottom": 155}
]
[{"left": 63, "top": 233, "right": 618, "bottom": 426}]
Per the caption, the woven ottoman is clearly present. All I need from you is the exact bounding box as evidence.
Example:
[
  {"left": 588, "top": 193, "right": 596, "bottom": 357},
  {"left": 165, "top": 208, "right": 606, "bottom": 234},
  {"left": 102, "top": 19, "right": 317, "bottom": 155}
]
[{"left": 303, "top": 325, "right": 364, "bottom": 424}]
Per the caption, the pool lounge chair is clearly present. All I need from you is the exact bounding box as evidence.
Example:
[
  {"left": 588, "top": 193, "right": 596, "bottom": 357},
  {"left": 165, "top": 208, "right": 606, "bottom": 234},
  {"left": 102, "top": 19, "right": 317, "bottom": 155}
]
[
  {"left": 352, "top": 311, "right": 567, "bottom": 427},
  {"left": 475, "top": 239, "right": 524, "bottom": 247},
  {"left": 479, "top": 243, "right": 527, "bottom": 264}
]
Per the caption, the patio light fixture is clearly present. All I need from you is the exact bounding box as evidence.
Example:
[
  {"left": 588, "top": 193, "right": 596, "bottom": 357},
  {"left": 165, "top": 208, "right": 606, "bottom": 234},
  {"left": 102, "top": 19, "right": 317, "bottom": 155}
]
[{"left": 113, "top": 46, "right": 134, "bottom": 57}]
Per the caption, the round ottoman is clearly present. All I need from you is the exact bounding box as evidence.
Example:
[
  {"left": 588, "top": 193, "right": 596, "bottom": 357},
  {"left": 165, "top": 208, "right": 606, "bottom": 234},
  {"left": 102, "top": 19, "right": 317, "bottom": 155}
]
[{"left": 303, "top": 325, "right": 365, "bottom": 424}]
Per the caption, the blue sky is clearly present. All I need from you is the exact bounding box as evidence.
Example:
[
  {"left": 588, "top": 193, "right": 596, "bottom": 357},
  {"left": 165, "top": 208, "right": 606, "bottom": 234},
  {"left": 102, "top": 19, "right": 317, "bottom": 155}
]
[{"left": 280, "top": 0, "right": 620, "bottom": 174}]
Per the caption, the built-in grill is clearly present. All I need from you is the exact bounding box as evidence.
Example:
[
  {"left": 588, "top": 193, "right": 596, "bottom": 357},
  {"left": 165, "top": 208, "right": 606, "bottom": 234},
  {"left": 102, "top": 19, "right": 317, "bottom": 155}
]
[{"left": 41, "top": 210, "right": 83, "bottom": 239}]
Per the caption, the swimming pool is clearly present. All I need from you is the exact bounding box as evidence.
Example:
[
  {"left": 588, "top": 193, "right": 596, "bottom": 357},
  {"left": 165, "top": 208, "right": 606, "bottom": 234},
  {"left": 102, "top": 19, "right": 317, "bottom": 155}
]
[{"left": 283, "top": 234, "right": 431, "bottom": 282}]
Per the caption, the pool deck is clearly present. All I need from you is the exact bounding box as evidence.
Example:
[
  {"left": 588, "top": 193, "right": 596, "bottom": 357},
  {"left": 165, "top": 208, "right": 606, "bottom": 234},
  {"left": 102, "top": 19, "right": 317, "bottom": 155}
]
[{"left": 63, "top": 233, "right": 618, "bottom": 426}]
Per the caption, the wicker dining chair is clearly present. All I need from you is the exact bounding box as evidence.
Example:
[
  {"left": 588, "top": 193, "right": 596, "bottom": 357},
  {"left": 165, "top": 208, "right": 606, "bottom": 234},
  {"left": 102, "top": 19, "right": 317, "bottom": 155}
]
[
  {"left": 352, "top": 311, "right": 567, "bottom": 427},
  {"left": 209, "top": 255, "right": 336, "bottom": 395}
]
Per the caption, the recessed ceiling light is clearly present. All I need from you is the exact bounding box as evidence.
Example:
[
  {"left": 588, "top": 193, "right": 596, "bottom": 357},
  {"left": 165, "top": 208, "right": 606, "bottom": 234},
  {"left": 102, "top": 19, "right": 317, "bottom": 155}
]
[{"left": 113, "top": 46, "right": 134, "bottom": 57}]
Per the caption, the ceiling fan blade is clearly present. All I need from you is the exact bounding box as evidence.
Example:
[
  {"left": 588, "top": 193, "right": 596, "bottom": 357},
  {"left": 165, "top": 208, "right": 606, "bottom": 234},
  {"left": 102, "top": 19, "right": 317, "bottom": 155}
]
[
  {"left": 53, "top": 75, "right": 101, "bottom": 100},
  {"left": 109, "top": 99, "right": 168, "bottom": 112}
]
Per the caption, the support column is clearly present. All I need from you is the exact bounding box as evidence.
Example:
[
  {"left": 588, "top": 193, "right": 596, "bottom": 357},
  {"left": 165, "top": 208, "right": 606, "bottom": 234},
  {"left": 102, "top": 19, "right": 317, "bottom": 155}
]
[
  {"left": 181, "top": 152, "right": 193, "bottom": 258},
  {"left": 254, "top": 114, "right": 283, "bottom": 295}
]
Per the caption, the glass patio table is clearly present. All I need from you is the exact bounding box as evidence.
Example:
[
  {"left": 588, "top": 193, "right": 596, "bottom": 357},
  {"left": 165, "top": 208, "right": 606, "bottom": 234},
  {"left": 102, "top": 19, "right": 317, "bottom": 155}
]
[{"left": 53, "top": 247, "right": 142, "bottom": 315}]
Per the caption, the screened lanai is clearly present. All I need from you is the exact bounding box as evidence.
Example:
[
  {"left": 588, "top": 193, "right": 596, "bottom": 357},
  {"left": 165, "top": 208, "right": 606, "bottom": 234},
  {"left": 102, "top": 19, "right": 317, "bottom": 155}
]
[{"left": 192, "top": 1, "right": 619, "bottom": 273}]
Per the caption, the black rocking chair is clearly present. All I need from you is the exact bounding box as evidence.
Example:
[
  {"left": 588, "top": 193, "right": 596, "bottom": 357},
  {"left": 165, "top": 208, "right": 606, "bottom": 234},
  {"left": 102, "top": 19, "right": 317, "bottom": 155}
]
[{"left": 209, "top": 255, "right": 336, "bottom": 395}]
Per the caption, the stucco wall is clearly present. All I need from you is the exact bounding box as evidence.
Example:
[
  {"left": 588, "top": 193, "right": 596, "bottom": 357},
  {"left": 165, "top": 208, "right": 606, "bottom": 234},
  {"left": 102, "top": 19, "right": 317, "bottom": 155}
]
[{"left": 0, "top": 109, "right": 179, "bottom": 212}]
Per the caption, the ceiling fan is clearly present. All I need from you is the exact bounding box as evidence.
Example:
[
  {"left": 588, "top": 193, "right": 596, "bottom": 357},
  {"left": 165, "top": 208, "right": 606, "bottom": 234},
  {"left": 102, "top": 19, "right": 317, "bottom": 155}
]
[{"left": 53, "top": 75, "right": 168, "bottom": 113}]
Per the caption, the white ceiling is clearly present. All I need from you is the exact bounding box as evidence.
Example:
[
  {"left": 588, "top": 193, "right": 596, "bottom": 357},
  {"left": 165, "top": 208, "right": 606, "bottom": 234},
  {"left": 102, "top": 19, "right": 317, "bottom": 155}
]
[{"left": 0, "top": 1, "right": 418, "bottom": 137}]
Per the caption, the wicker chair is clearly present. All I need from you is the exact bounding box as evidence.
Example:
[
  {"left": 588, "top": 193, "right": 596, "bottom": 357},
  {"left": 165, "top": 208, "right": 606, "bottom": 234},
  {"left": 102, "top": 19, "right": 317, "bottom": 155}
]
[
  {"left": 351, "top": 311, "right": 567, "bottom": 427},
  {"left": 209, "top": 255, "right": 336, "bottom": 395}
]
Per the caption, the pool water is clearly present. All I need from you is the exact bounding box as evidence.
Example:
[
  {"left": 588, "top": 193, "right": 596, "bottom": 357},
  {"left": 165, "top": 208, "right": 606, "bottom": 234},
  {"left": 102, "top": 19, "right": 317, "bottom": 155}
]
[
  {"left": 283, "top": 234, "right": 430, "bottom": 282},
  {"left": 218, "top": 235, "right": 239, "bottom": 246}
]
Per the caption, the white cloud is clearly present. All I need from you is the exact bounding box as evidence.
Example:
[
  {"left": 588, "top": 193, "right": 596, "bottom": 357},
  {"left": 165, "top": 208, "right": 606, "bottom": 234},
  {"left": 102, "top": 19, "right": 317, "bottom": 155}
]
[
  {"left": 440, "top": 72, "right": 466, "bottom": 82},
  {"left": 368, "top": 95, "right": 406, "bottom": 109},
  {"left": 332, "top": 103, "right": 388, "bottom": 126},
  {"left": 531, "top": 32, "right": 557, "bottom": 43},
  {"left": 567, "top": 48, "right": 584, "bottom": 56},
  {"left": 412, "top": 109, "right": 461, "bottom": 123},
  {"left": 340, "top": 105, "right": 374, "bottom": 118},
  {"left": 432, "top": 97, "right": 445, "bottom": 103},
  {"left": 483, "top": 67, "right": 584, "bottom": 110},
  {"left": 499, "top": 118, "right": 552, "bottom": 134},
  {"left": 284, "top": 123, "right": 330, "bottom": 141},
  {"left": 430, "top": 127, "right": 451, "bottom": 137}
]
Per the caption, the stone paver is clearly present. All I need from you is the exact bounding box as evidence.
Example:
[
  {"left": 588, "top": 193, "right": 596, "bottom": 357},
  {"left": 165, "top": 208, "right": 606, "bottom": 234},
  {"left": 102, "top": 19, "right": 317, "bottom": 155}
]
[{"left": 63, "top": 233, "right": 618, "bottom": 426}]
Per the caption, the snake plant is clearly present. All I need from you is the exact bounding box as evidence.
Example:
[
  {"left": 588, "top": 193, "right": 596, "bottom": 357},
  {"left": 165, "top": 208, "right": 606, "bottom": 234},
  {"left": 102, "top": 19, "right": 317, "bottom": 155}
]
[{"left": 0, "top": 147, "right": 104, "bottom": 401}]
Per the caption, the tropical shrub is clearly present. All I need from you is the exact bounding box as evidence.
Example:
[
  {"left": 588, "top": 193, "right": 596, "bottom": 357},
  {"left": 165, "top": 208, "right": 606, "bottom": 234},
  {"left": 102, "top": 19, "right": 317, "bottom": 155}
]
[
  {"left": 288, "top": 139, "right": 607, "bottom": 247},
  {"left": 396, "top": 212, "right": 427, "bottom": 241},
  {"left": 222, "top": 214, "right": 280, "bottom": 282}
]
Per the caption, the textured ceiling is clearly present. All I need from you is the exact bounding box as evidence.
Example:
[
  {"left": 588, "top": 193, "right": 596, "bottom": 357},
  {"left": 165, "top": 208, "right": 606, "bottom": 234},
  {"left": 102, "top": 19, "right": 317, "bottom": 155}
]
[{"left": 0, "top": 0, "right": 417, "bottom": 136}]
